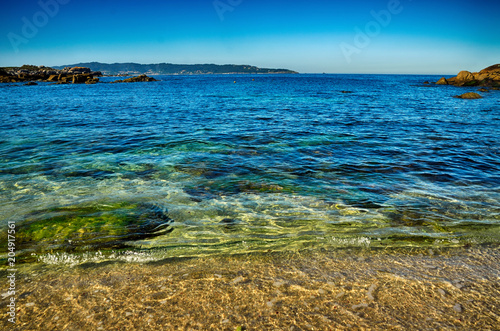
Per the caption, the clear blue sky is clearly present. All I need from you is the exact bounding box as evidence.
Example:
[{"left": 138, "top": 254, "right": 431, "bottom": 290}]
[{"left": 1, "top": 0, "right": 499, "bottom": 74}]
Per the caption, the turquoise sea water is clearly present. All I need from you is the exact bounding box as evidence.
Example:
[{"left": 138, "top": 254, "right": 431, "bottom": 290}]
[{"left": 1, "top": 74, "right": 499, "bottom": 264}]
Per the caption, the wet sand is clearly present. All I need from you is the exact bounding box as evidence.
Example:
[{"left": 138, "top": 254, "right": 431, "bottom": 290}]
[{"left": 2, "top": 245, "right": 499, "bottom": 330}]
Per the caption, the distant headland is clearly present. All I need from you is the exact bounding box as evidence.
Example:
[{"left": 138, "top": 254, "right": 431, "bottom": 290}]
[
  {"left": 0, "top": 63, "right": 298, "bottom": 85},
  {"left": 54, "top": 62, "right": 299, "bottom": 76}
]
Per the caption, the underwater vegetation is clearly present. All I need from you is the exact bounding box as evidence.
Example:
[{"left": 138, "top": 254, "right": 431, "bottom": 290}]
[{"left": 4, "top": 201, "right": 173, "bottom": 258}]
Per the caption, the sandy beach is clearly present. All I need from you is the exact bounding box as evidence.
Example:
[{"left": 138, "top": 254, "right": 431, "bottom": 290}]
[{"left": 2, "top": 245, "right": 499, "bottom": 330}]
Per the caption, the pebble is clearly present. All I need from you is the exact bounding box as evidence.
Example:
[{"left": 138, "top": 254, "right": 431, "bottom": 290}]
[
  {"left": 437, "top": 288, "right": 446, "bottom": 297},
  {"left": 26, "top": 302, "right": 35, "bottom": 307},
  {"left": 321, "top": 315, "right": 331, "bottom": 323},
  {"left": 231, "top": 276, "right": 244, "bottom": 285},
  {"left": 273, "top": 280, "right": 285, "bottom": 287},
  {"left": 352, "top": 303, "right": 368, "bottom": 310},
  {"left": 367, "top": 284, "right": 377, "bottom": 301},
  {"left": 125, "top": 312, "right": 133, "bottom": 317},
  {"left": 453, "top": 303, "right": 463, "bottom": 313},
  {"left": 452, "top": 280, "right": 465, "bottom": 289}
]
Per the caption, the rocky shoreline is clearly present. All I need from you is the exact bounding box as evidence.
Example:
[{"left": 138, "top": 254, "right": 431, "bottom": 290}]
[
  {"left": 435, "top": 64, "right": 500, "bottom": 88},
  {"left": 0, "top": 65, "right": 158, "bottom": 85}
]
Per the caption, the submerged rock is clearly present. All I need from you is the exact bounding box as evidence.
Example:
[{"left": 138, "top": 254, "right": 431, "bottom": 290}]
[
  {"left": 454, "top": 92, "right": 483, "bottom": 99},
  {"left": 110, "top": 75, "right": 158, "bottom": 83},
  {"left": 8, "top": 201, "right": 173, "bottom": 257}
]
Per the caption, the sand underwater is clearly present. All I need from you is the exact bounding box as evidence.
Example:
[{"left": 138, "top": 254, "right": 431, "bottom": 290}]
[{"left": 1, "top": 245, "right": 499, "bottom": 330}]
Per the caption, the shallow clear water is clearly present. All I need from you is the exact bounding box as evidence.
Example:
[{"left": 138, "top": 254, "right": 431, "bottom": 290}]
[{"left": 1, "top": 74, "right": 499, "bottom": 264}]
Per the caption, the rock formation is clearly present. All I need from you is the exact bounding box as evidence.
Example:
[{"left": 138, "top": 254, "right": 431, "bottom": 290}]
[
  {"left": 454, "top": 92, "right": 483, "bottom": 99},
  {"left": 0, "top": 65, "right": 161, "bottom": 85},
  {"left": 110, "top": 74, "right": 159, "bottom": 83},
  {"left": 435, "top": 64, "right": 500, "bottom": 87},
  {"left": 0, "top": 65, "right": 102, "bottom": 84}
]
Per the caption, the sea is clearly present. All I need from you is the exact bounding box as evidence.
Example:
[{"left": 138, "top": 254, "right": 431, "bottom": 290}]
[{"left": 1, "top": 74, "right": 499, "bottom": 266}]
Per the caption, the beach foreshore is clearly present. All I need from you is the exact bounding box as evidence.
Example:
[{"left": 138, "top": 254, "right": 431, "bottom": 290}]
[{"left": 1, "top": 246, "right": 499, "bottom": 330}]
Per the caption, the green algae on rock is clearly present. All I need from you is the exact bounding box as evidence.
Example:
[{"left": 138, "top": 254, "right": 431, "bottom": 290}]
[{"left": 6, "top": 202, "right": 173, "bottom": 258}]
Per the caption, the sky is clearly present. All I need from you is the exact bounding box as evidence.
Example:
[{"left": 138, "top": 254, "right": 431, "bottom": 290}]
[{"left": 0, "top": 0, "right": 499, "bottom": 74}]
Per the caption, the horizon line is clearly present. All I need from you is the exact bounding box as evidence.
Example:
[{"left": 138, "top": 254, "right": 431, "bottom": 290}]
[{"left": 0, "top": 61, "right": 458, "bottom": 76}]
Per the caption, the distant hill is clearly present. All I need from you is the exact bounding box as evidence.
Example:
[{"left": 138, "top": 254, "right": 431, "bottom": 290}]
[{"left": 53, "top": 62, "right": 298, "bottom": 75}]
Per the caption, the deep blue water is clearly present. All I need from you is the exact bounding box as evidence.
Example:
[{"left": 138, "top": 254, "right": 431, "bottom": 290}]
[{"left": 1, "top": 74, "right": 499, "bottom": 263}]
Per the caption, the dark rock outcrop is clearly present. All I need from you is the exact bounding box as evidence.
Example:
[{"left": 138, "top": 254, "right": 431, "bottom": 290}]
[
  {"left": 435, "top": 64, "right": 500, "bottom": 87},
  {"left": 110, "top": 74, "right": 159, "bottom": 83},
  {"left": 0, "top": 65, "right": 99, "bottom": 85}
]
